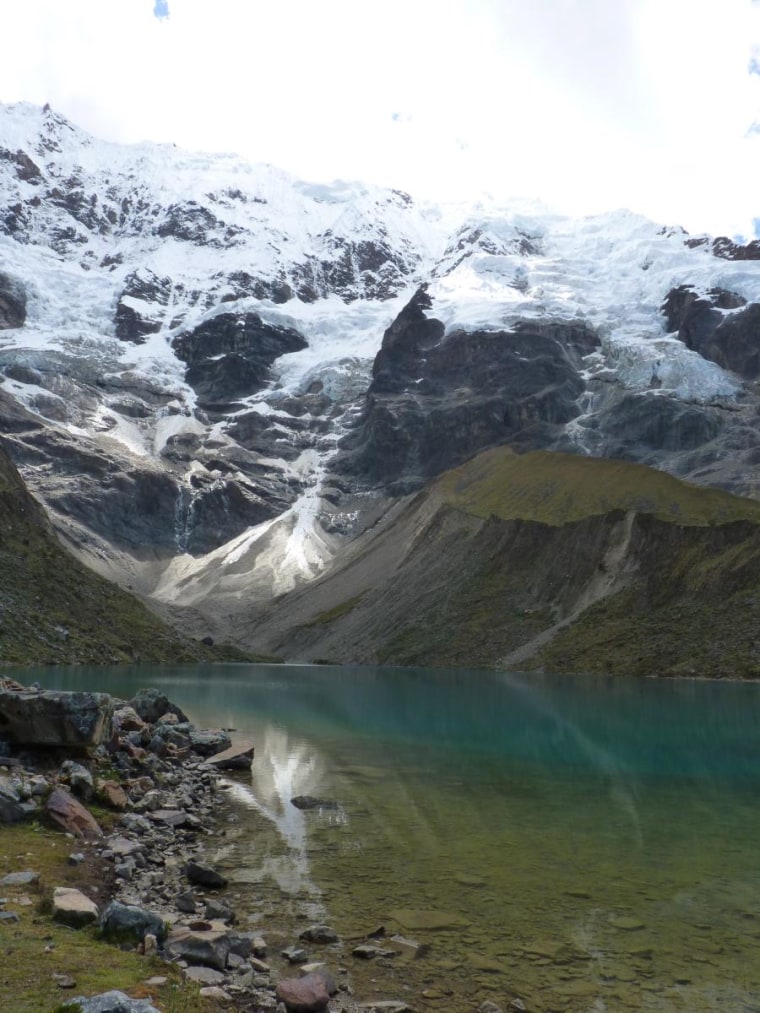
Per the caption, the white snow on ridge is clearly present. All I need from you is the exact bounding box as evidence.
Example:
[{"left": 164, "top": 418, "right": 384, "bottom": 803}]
[{"left": 2, "top": 102, "right": 760, "bottom": 603}]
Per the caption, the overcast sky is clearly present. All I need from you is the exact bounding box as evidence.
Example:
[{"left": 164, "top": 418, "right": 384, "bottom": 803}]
[{"left": 2, "top": 0, "right": 759, "bottom": 237}]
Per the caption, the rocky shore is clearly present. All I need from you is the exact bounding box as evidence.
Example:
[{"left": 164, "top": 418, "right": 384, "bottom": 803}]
[{"left": 0, "top": 678, "right": 442, "bottom": 1013}]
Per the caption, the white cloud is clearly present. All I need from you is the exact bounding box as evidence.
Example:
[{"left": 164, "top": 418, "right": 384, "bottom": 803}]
[{"left": 0, "top": 0, "right": 758, "bottom": 236}]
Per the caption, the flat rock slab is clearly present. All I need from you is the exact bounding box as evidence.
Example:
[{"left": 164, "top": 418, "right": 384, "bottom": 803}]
[
  {"left": 149, "top": 809, "right": 188, "bottom": 827},
  {"left": 70, "top": 990, "right": 161, "bottom": 1012},
  {"left": 387, "top": 908, "right": 471, "bottom": 931},
  {"left": 53, "top": 886, "right": 99, "bottom": 928},
  {"left": 0, "top": 870, "right": 40, "bottom": 887},
  {"left": 166, "top": 925, "right": 231, "bottom": 970},
  {"left": 204, "top": 740, "right": 255, "bottom": 769},
  {"left": 183, "top": 965, "right": 225, "bottom": 985}
]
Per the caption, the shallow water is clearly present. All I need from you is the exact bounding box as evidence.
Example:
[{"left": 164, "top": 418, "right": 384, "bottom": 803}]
[{"left": 27, "top": 663, "right": 760, "bottom": 1011}]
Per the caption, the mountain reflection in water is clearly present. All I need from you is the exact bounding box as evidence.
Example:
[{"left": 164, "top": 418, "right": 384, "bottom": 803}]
[{"left": 29, "top": 663, "right": 760, "bottom": 1011}]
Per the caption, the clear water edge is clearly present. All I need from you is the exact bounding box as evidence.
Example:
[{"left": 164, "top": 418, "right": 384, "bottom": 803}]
[{"left": 21, "top": 663, "right": 760, "bottom": 1013}]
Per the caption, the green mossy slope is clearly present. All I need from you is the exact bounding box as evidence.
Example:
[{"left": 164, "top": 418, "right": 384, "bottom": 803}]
[
  {"left": 435, "top": 447, "right": 760, "bottom": 526},
  {"left": 257, "top": 448, "right": 760, "bottom": 678},
  {"left": 0, "top": 441, "right": 242, "bottom": 665}
]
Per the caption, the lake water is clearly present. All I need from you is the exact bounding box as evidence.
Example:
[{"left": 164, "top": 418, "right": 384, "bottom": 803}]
[{"left": 22, "top": 663, "right": 760, "bottom": 1012}]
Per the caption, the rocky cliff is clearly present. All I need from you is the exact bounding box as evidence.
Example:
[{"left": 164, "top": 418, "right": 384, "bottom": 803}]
[
  {"left": 1, "top": 102, "right": 760, "bottom": 669},
  {"left": 0, "top": 439, "right": 234, "bottom": 664},
  {"left": 241, "top": 448, "right": 760, "bottom": 678}
]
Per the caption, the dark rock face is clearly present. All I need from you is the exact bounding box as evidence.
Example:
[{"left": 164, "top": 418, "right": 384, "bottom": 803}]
[
  {"left": 711, "top": 236, "right": 760, "bottom": 261},
  {"left": 695, "top": 304, "right": 760, "bottom": 380},
  {"left": 0, "top": 687, "right": 114, "bottom": 748},
  {"left": 0, "top": 147, "right": 42, "bottom": 184},
  {"left": 339, "top": 287, "right": 598, "bottom": 490},
  {"left": 663, "top": 285, "right": 760, "bottom": 380},
  {"left": 0, "top": 272, "right": 26, "bottom": 329},
  {"left": 100, "top": 900, "right": 167, "bottom": 944},
  {"left": 130, "top": 688, "right": 189, "bottom": 725},
  {"left": 115, "top": 268, "right": 173, "bottom": 342},
  {"left": 599, "top": 393, "right": 726, "bottom": 457},
  {"left": 172, "top": 311, "right": 308, "bottom": 405}
]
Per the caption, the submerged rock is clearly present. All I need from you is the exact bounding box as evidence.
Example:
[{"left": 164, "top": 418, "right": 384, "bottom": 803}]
[
  {"left": 185, "top": 860, "right": 228, "bottom": 889},
  {"left": 290, "top": 795, "right": 339, "bottom": 811},
  {"left": 204, "top": 739, "right": 255, "bottom": 769}
]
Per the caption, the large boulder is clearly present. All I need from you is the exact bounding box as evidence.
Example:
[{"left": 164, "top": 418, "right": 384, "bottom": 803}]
[
  {"left": 164, "top": 925, "right": 231, "bottom": 970},
  {"left": 0, "top": 687, "right": 114, "bottom": 749},
  {"left": 52, "top": 886, "right": 99, "bottom": 928},
  {"left": 171, "top": 311, "right": 307, "bottom": 406},
  {"left": 129, "top": 688, "right": 188, "bottom": 725},
  {"left": 99, "top": 900, "right": 167, "bottom": 944}
]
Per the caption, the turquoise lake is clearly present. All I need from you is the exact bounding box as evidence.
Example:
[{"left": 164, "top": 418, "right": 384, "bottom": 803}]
[{"left": 22, "top": 663, "right": 760, "bottom": 1012}]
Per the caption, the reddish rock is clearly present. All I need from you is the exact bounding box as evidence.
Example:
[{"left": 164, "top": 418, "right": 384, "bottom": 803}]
[
  {"left": 98, "top": 779, "right": 128, "bottom": 811},
  {"left": 276, "top": 972, "right": 330, "bottom": 1012},
  {"left": 45, "top": 787, "right": 102, "bottom": 839}
]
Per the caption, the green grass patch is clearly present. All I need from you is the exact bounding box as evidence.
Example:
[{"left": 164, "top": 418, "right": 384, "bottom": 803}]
[
  {"left": 435, "top": 447, "right": 760, "bottom": 527},
  {"left": 303, "top": 592, "right": 368, "bottom": 627},
  {"left": 0, "top": 822, "right": 214, "bottom": 1012}
]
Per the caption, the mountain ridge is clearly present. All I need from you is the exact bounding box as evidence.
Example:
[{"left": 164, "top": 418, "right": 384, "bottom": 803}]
[{"left": 1, "top": 101, "right": 760, "bottom": 670}]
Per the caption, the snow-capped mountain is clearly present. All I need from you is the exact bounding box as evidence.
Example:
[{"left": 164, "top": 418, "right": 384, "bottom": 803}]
[{"left": 1, "top": 101, "right": 759, "bottom": 620}]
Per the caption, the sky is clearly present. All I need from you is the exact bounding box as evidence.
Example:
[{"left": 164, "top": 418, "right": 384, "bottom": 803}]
[{"left": 1, "top": 0, "right": 759, "bottom": 238}]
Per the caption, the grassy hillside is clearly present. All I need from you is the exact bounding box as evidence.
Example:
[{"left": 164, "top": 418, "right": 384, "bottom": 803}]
[
  {"left": 251, "top": 448, "right": 760, "bottom": 678},
  {"left": 0, "top": 440, "right": 243, "bottom": 665},
  {"left": 435, "top": 447, "right": 760, "bottom": 526}
]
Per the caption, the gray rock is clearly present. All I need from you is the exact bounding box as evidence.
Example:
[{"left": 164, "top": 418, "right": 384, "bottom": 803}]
[
  {"left": 183, "top": 966, "right": 226, "bottom": 985},
  {"left": 175, "top": 889, "right": 197, "bottom": 914},
  {"left": 205, "top": 897, "right": 234, "bottom": 922},
  {"left": 0, "top": 781, "right": 24, "bottom": 823},
  {"left": 165, "top": 925, "right": 231, "bottom": 970},
  {"left": 0, "top": 911, "right": 20, "bottom": 923},
  {"left": 0, "top": 688, "right": 114, "bottom": 748},
  {"left": 0, "top": 273, "right": 27, "bottom": 330},
  {"left": 227, "top": 932, "right": 253, "bottom": 959},
  {"left": 281, "top": 946, "right": 309, "bottom": 964},
  {"left": 188, "top": 728, "right": 232, "bottom": 757},
  {"left": 60, "top": 759, "right": 95, "bottom": 800},
  {"left": 100, "top": 900, "right": 167, "bottom": 944},
  {"left": 352, "top": 944, "right": 397, "bottom": 960},
  {"left": 204, "top": 740, "right": 255, "bottom": 769},
  {"left": 130, "top": 688, "right": 188, "bottom": 725},
  {"left": 299, "top": 924, "right": 339, "bottom": 944},
  {"left": 69, "top": 991, "right": 161, "bottom": 1013},
  {"left": 0, "top": 869, "right": 39, "bottom": 887}
]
